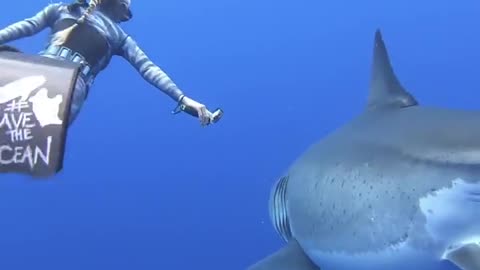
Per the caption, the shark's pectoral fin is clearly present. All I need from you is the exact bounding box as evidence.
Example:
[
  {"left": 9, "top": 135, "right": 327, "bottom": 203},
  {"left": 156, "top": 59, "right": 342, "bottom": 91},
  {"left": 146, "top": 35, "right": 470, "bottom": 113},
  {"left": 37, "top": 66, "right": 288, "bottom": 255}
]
[
  {"left": 247, "top": 239, "right": 319, "bottom": 270},
  {"left": 445, "top": 243, "right": 480, "bottom": 270}
]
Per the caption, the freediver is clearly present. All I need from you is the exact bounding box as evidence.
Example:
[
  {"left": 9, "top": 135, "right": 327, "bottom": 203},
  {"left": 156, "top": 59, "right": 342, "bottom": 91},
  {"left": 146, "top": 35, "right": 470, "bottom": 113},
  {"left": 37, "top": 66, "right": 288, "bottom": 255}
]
[{"left": 0, "top": 0, "right": 218, "bottom": 126}]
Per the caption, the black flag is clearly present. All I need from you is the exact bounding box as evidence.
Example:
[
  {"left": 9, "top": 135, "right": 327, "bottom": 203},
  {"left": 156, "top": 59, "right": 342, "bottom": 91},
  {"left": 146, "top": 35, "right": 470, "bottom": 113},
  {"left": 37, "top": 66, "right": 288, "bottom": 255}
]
[{"left": 0, "top": 51, "right": 79, "bottom": 177}]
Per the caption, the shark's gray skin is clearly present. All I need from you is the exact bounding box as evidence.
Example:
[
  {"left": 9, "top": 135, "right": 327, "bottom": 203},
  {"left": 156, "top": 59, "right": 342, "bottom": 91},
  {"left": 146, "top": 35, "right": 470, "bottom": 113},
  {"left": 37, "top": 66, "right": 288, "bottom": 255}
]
[{"left": 247, "top": 30, "right": 480, "bottom": 270}]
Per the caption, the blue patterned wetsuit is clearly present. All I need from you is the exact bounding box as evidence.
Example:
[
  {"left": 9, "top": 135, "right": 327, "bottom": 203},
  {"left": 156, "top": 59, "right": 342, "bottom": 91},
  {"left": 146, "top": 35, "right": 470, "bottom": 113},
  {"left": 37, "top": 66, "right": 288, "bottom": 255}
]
[{"left": 0, "top": 3, "right": 184, "bottom": 124}]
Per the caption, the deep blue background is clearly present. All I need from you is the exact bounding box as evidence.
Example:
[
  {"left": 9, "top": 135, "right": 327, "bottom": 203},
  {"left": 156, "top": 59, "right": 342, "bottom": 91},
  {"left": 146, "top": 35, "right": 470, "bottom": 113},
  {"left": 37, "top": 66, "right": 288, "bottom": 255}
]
[{"left": 0, "top": 0, "right": 479, "bottom": 269}]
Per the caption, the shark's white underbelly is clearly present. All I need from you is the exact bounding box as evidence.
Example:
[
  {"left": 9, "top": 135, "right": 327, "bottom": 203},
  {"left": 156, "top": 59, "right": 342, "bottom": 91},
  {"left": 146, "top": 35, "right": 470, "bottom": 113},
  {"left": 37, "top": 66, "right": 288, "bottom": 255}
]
[
  {"left": 302, "top": 178, "right": 480, "bottom": 270},
  {"left": 419, "top": 178, "right": 480, "bottom": 257},
  {"left": 306, "top": 245, "right": 458, "bottom": 270}
]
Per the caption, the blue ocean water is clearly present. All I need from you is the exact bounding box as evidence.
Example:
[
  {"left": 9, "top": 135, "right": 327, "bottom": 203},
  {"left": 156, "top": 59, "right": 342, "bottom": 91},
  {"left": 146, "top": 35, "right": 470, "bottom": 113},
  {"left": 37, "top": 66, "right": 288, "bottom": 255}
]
[{"left": 0, "top": 0, "right": 478, "bottom": 269}]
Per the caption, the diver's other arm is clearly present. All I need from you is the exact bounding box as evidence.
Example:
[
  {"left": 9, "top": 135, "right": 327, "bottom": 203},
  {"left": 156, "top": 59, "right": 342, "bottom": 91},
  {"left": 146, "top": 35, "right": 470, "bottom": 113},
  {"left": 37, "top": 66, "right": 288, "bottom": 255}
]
[
  {"left": 0, "top": 3, "right": 61, "bottom": 45},
  {"left": 120, "top": 36, "right": 213, "bottom": 125}
]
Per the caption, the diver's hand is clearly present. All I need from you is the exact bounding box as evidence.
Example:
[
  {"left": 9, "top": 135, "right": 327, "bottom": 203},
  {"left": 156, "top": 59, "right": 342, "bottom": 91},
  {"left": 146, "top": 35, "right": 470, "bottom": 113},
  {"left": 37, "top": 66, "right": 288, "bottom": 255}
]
[{"left": 181, "top": 96, "right": 213, "bottom": 126}]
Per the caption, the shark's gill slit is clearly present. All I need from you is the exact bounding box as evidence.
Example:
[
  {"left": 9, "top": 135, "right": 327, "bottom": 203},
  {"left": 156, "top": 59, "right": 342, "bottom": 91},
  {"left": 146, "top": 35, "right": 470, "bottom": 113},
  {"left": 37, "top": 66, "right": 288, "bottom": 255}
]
[{"left": 269, "top": 175, "right": 292, "bottom": 242}]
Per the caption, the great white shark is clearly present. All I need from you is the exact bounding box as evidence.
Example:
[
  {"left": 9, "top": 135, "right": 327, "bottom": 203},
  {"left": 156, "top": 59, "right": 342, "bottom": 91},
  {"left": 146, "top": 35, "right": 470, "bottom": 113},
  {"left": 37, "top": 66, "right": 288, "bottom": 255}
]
[{"left": 247, "top": 30, "right": 480, "bottom": 270}]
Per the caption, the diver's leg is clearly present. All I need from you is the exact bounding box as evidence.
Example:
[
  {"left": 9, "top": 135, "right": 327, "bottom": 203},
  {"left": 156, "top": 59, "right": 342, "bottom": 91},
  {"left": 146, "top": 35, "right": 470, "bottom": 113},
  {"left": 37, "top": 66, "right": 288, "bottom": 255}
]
[
  {"left": 68, "top": 76, "right": 88, "bottom": 126},
  {"left": 0, "top": 44, "right": 21, "bottom": 52}
]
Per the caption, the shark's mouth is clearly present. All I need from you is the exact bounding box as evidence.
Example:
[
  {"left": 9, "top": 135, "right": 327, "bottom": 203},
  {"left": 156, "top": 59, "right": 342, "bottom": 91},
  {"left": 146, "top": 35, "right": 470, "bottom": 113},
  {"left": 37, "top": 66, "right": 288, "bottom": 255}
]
[
  {"left": 406, "top": 148, "right": 480, "bottom": 167},
  {"left": 374, "top": 140, "right": 480, "bottom": 176},
  {"left": 464, "top": 188, "right": 480, "bottom": 203}
]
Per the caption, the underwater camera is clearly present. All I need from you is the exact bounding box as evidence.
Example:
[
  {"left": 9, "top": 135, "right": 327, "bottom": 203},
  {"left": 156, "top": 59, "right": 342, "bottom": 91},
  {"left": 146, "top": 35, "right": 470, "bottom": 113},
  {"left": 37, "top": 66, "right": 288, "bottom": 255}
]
[{"left": 173, "top": 104, "right": 223, "bottom": 125}]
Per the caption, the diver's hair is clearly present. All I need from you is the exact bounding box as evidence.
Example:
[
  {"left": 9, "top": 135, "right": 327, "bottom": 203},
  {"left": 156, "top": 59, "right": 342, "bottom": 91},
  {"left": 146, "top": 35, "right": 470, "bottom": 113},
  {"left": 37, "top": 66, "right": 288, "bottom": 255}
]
[
  {"left": 67, "top": 0, "right": 88, "bottom": 12},
  {"left": 51, "top": 0, "right": 102, "bottom": 46}
]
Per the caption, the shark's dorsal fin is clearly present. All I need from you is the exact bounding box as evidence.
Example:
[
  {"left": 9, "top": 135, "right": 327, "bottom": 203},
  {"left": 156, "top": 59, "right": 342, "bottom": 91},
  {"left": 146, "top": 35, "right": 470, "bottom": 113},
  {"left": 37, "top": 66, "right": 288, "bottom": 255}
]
[{"left": 367, "top": 29, "right": 418, "bottom": 110}]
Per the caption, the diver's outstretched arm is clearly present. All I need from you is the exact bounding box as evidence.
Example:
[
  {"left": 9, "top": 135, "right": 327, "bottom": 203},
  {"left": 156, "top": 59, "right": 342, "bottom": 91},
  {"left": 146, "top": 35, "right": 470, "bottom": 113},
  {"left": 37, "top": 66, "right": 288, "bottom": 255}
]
[
  {"left": 119, "top": 36, "right": 216, "bottom": 125},
  {"left": 119, "top": 36, "right": 185, "bottom": 102},
  {"left": 0, "top": 3, "right": 61, "bottom": 45}
]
